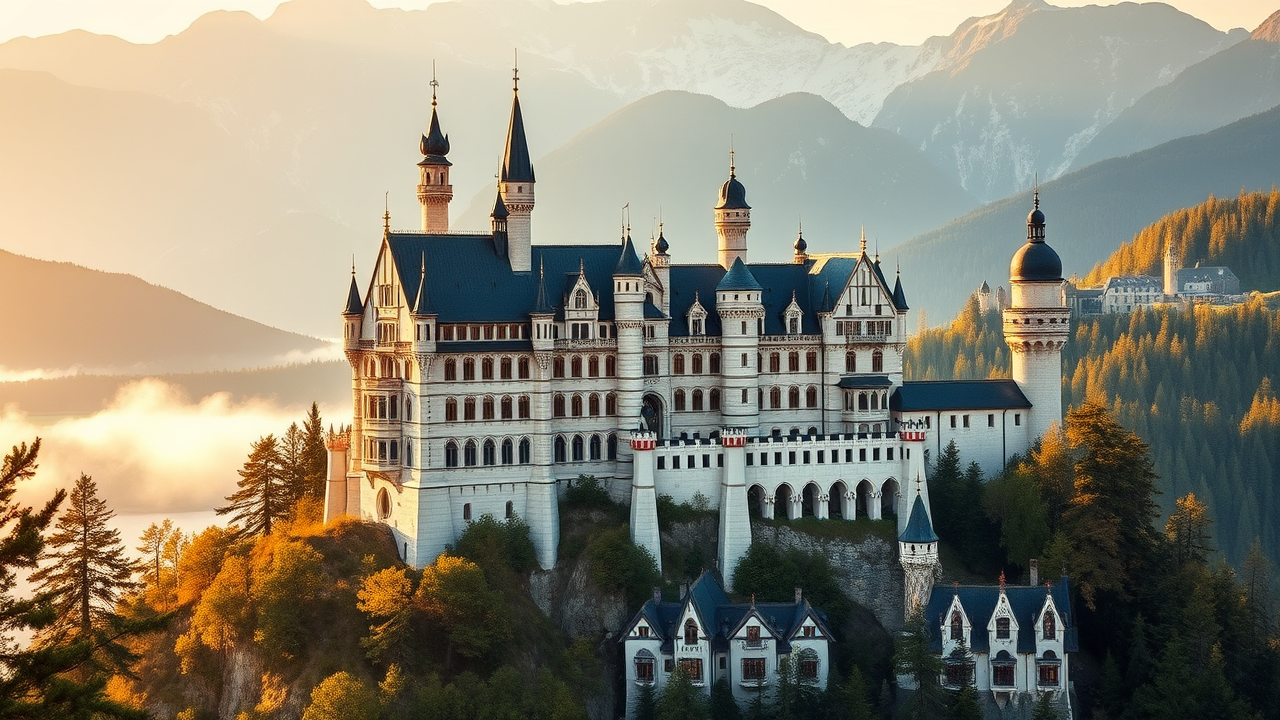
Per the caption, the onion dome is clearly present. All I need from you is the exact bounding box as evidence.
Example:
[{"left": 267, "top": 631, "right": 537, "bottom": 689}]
[
  {"left": 716, "top": 257, "right": 763, "bottom": 292},
  {"left": 715, "top": 155, "right": 750, "bottom": 210},
  {"left": 1010, "top": 191, "right": 1063, "bottom": 282},
  {"left": 794, "top": 228, "right": 807, "bottom": 254},
  {"left": 419, "top": 106, "right": 451, "bottom": 162},
  {"left": 655, "top": 227, "right": 669, "bottom": 254}
]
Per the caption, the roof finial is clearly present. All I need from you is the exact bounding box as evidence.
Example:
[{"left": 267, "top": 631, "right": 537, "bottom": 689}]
[
  {"left": 999, "top": 571, "right": 1007, "bottom": 592},
  {"left": 579, "top": 257, "right": 585, "bottom": 276},
  {"left": 860, "top": 225, "right": 867, "bottom": 255},
  {"left": 430, "top": 60, "right": 439, "bottom": 107},
  {"left": 512, "top": 48, "right": 519, "bottom": 92},
  {"left": 351, "top": 255, "right": 356, "bottom": 276},
  {"left": 729, "top": 135, "right": 736, "bottom": 178},
  {"left": 915, "top": 473, "right": 923, "bottom": 496},
  {"left": 420, "top": 252, "right": 426, "bottom": 276},
  {"left": 1033, "top": 172, "right": 1040, "bottom": 209},
  {"left": 383, "top": 192, "right": 390, "bottom": 233}
]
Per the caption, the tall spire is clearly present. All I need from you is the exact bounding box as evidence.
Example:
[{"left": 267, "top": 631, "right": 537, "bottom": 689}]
[
  {"left": 420, "top": 63, "right": 450, "bottom": 159},
  {"left": 383, "top": 193, "right": 391, "bottom": 235},
  {"left": 859, "top": 226, "right": 867, "bottom": 255},
  {"left": 501, "top": 53, "right": 535, "bottom": 183}
]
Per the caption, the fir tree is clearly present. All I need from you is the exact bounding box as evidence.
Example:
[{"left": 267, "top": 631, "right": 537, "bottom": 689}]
[
  {"left": 280, "top": 422, "right": 307, "bottom": 512},
  {"left": 834, "top": 665, "right": 874, "bottom": 720},
  {"left": 709, "top": 677, "right": 741, "bottom": 720},
  {"left": 137, "top": 518, "right": 174, "bottom": 592},
  {"left": 634, "top": 680, "right": 658, "bottom": 720},
  {"left": 217, "top": 434, "right": 287, "bottom": 537},
  {"left": 657, "top": 666, "right": 709, "bottom": 720},
  {"left": 950, "top": 686, "right": 981, "bottom": 720},
  {"left": 895, "top": 611, "right": 948, "bottom": 720},
  {"left": 301, "top": 402, "right": 328, "bottom": 501},
  {"left": 1030, "top": 691, "right": 1058, "bottom": 720},
  {"left": 29, "top": 473, "right": 137, "bottom": 643}
]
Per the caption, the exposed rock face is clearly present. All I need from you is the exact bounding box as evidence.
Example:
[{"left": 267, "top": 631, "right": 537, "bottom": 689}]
[
  {"left": 218, "top": 645, "right": 265, "bottom": 720},
  {"left": 1254, "top": 9, "right": 1280, "bottom": 42},
  {"left": 749, "top": 521, "right": 905, "bottom": 632}
]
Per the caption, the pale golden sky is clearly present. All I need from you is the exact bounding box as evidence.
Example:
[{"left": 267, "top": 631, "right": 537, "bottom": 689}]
[{"left": 1, "top": 0, "right": 1275, "bottom": 46}]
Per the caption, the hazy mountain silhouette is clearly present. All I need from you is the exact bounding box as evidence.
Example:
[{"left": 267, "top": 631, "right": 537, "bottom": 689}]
[
  {"left": 0, "top": 249, "right": 329, "bottom": 375},
  {"left": 892, "top": 103, "right": 1280, "bottom": 323},
  {"left": 1071, "top": 10, "right": 1280, "bottom": 170},
  {"left": 456, "top": 91, "right": 978, "bottom": 262},
  {"left": 873, "top": 0, "right": 1246, "bottom": 202}
]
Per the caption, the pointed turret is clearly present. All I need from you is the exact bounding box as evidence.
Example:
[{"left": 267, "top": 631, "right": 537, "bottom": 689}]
[
  {"left": 343, "top": 268, "right": 363, "bottom": 351},
  {"left": 893, "top": 268, "right": 909, "bottom": 311},
  {"left": 714, "top": 149, "right": 751, "bottom": 269},
  {"left": 499, "top": 65, "right": 535, "bottom": 272},
  {"left": 417, "top": 65, "right": 453, "bottom": 233},
  {"left": 491, "top": 188, "right": 509, "bottom": 257},
  {"left": 615, "top": 235, "right": 643, "bottom": 276},
  {"left": 532, "top": 259, "right": 554, "bottom": 315},
  {"left": 899, "top": 493, "right": 938, "bottom": 544},
  {"left": 344, "top": 274, "right": 363, "bottom": 315},
  {"left": 899, "top": 479, "right": 940, "bottom": 618},
  {"left": 412, "top": 255, "right": 434, "bottom": 316},
  {"left": 716, "top": 256, "right": 762, "bottom": 292}
]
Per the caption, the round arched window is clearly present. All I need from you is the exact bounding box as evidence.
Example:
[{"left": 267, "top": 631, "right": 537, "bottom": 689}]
[{"left": 376, "top": 488, "right": 392, "bottom": 520}]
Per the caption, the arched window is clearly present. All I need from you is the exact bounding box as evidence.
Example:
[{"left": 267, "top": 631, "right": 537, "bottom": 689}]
[
  {"left": 684, "top": 619, "right": 698, "bottom": 645},
  {"left": 709, "top": 389, "right": 721, "bottom": 411},
  {"left": 553, "top": 394, "right": 566, "bottom": 418},
  {"left": 691, "top": 354, "right": 703, "bottom": 374},
  {"left": 845, "top": 352, "right": 856, "bottom": 373},
  {"left": 871, "top": 393, "right": 879, "bottom": 410},
  {"left": 519, "top": 438, "right": 531, "bottom": 464},
  {"left": 872, "top": 350, "right": 883, "bottom": 373},
  {"left": 589, "top": 393, "right": 600, "bottom": 416},
  {"left": 569, "top": 356, "right": 581, "bottom": 378},
  {"left": 574, "top": 289, "right": 588, "bottom": 309},
  {"left": 605, "top": 393, "right": 617, "bottom": 415},
  {"left": 445, "top": 441, "right": 459, "bottom": 467},
  {"left": 1043, "top": 612, "right": 1056, "bottom": 640},
  {"left": 464, "top": 440, "right": 478, "bottom": 467},
  {"left": 518, "top": 357, "right": 530, "bottom": 379},
  {"left": 376, "top": 488, "right": 391, "bottom": 520},
  {"left": 859, "top": 393, "right": 868, "bottom": 411},
  {"left": 464, "top": 397, "right": 477, "bottom": 421},
  {"left": 588, "top": 356, "right": 599, "bottom": 377},
  {"left": 788, "top": 387, "right": 800, "bottom": 409},
  {"left": 518, "top": 395, "right": 531, "bottom": 419},
  {"left": 634, "top": 649, "right": 655, "bottom": 683},
  {"left": 505, "top": 500, "right": 514, "bottom": 519},
  {"left": 405, "top": 396, "right": 413, "bottom": 421},
  {"left": 501, "top": 438, "right": 514, "bottom": 465},
  {"left": 482, "top": 358, "right": 494, "bottom": 380},
  {"left": 673, "top": 354, "right": 685, "bottom": 375},
  {"left": 789, "top": 317, "right": 798, "bottom": 334},
  {"left": 463, "top": 503, "right": 472, "bottom": 521},
  {"left": 950, "top": 611, "right": 963, "bottom": 640},
  {"left": 607, "top": 434, "right": 617, "bottom": 460},
  {"left": 806, "top": 351, "right": 817, "bottom": 372},
  {"left": 590, "top": 435, "right": 602, "bottom": 461},
  {"left": 445, "top": 398, "right": 458, "bottom": 422},
  {"left": 644, "top": 355, "right": 658, "bottom": 376},
  {"left": 769, "top": 353, "right": 780, "bottom": 373},
  {"left": 483, "top": 396, "right": 495, "bottom": 420},
  {"left": 709, "top": 352, "right": 721, "bottom": 374},
  {"left": 788, "top": 352, "right": 799, "bottom": 372},
  {"left": 571, "top": 394, "right": 583, "bottom": 417},
  {"left": 463, "top": 358, "right": 475, "bottom": 381},
  {"left": 553, "top": 357, "right": 565, "bottom": 378},
  {"left": 483, "top": 439, "right": 496, "bottom": 466},
  {"left": 692, "top": 389, "right": 704, "bottom": 411},
  {"left": 500, "top": 357, "right": 512, "bottom": 379},
  {"left": 674, "top": 389, "right": 686, "bottom": 412},
  {"left": 572, "top": 435, "right": 585, "bottom": 462},
  {"left": 501, "top": 396, "right": 513, "bottom": 419},
  {"left": 445, "top": 358, "right": 457, "bottom": 381},
  {"left": 606, "top": 356, "right": 616, "bottom": 377},
  {"left": 806, "top": 386, "right": 818, "bottom": 408},
  {"left": 797, "top": 648, "right": 819, "bottom": 681},
  {"left": 554, "top": 436, "right": 567, "bottom": 463},
  {"left": 770, "top": 387, "right": 781, "bottom": 409}
]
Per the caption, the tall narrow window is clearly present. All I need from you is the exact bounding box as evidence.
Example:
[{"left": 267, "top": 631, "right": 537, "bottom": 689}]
[
  {"left": 445, "top": 359, "right": 457, "bottom": 381},
  {"left": 482, "top": 440, "right": 496, "bottom": 466},
  {"left": 445, "top": 398, "right": 457, "bottom": 422},
  {"left": 464, "top": 397, "right": 476, "bottom": 421},
  {"left": 710, "top": 389, "right": 721, "bottom": 411},
  {"left": 501, "top": 396, "right": 513, "bottom": 419},
  {"left": 464, "top": 440, "right": 477, "bottom": 467},
  {"left": 501, "top": 439, "right": 514, "bottom": 465},
  {"left": 445, "top": 441, "right": 459, "bottom": 467},
  {"left": 950, "top": 611, "right": 963, "bottom": 640},
  {"left": 788, "top": 387, "right": 800, "bottom": 409},
  {"left": 770, "top": 353, "right": 781, "bottom": 373},
  {"left": 518, "top": 357, "right": 530, "bottom": 379},
  {"left": 674, "top": 390, "right": 686, "bottom": 412},
  {"left": 572, "top": 435, "right": 585, "bottom": 462},
  {"left": 845, "top": 352, "right": 856, "bottom": 373},
  {"left": 518, "top": 396, "right": 531, "bottom": 419},
  {"left": 553, "top": 394, "right": 565, "bottom": 418},
  {"left": 589, "top": 435, "right": 602, "bottom": 461},
  {"left": 673, "top": 354, "right": 685, "bottom": 375},
  {"left": 709, "top": 352, "right": 721, "bottom": 374},
  {"left": 806, "top": 351, "right": 817, "bottom": 372},
  {"left": 500, "top": 357, "right": 512, "bottom": 379},
  {"left": 770, "top": 387, "right": 781, "bottom": 409},
  {"left": 463, "top": 358, "right": 475, "bottom": 381},
  {"left": 996, "top": 617, "right": 1011, "bottom": 640},
  {"left": 606, "top": 356, "right": 616, "bottom": 377},
  {"left": 482, "top": 396, "right": 495, "bottom": 420},
  {"left": 692, "top": 389, "right": 704, "bottom": 411},
  {"left": 589, "top": 393, "right": 600, "bottom": 416},
  {"left": 1043, "top": 612, "right": 1056, "bottom": 640},
  {"left": 571, "top": 395, "right": 583, "bottom": 417},
  {"left": 872, "top": 350, "right": 883, "bottom": 373},
  {"left": 692, "top": 354, "right": 703, "bottom": 374},
  {"left": 605, "top": 393, "right": 617, "bottom": 415},
  {"left": 684, "top": 619, "right": 698, "bottom": 646},
  {"left": 788, "top": 352, "right": 799, "bottom": 372},
  {"left": 607, "top": 434, "right": 617, "bottom": 460},
  {"left": 806, "top": 386, "right": 818, "bottom": 408},
  {"left": 588, "top": 356, "right": 599, "bottom": 377},
  {"left": 519, "top": 438, "right": 531, "bottom": 464},
  {"left": 571, "top": 356, "right": 582, "bottom": 378},
  {"left": 554, "top": 436, "right": 566, "bottom": 463},
  {"left": 554, "top": 357, "right": 565, "bottom": 378},
  {"left": 482, "top": 358, "right": 494, "bottom": 380}
]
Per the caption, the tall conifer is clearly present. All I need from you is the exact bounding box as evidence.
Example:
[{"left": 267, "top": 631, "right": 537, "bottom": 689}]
[{"left": 217, "top": 434, "right": 287, "bottom": 537}]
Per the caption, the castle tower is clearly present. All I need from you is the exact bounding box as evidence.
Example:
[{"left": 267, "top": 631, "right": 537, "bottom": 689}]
[
  {"left": 1003, "top": 192, "right": 1069, "bottom": 441},
  {"left": 715, "top": 258, "right": 764, "bottom": 432},
  {"left": 715, "top": 153, "right": 751, "bottom": 269},
  {"left": 322, "top": 428, "right": 351, "bottom": 524},
  {"left": 1163, "top": 242, "right": 1179, "bottom": 297},
  {"left": 898, "top": 480, "right": 939, "bottom": 619},
  {"left": 717, "top": 428, "right": 751, "bottom": 590},
  {"left": 614, "top": 235, "right": 647, "bottom": 494},
  {"left": 417, "top": 70, "right": 453, "bottom": 233},
  {"left": 792, "top": 223, "right": 809, "bottom": 264},
  {"left": 629, "top": 432, "right": 662, "bottom": 572},
  {"left": 651, "top": 225, "right": 671, "bottom": 317},
  {"left": 499, "top": 66, "right": 535, "bottom": 273}
]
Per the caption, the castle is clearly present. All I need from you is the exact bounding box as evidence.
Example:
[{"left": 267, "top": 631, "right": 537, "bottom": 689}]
[{"left": 322, "top": 70, "right": 1070, "bottom": 615}]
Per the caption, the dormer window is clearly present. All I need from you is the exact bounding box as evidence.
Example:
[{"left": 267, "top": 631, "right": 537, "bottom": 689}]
[
  {"left": 687, "top": 292, "right": 707, "bottom": 336},
  {"left": 996, "top": 617, "right": 1011, "bottom": 640},
  {"left": 783, "top": 292, "right": 803, "bottom": 335},
  {"left": 1043, "top": 611, "right": 1056, "bottom": 640},
  {"left": 950, "top": 610, "right": 963, "bottom": 640},
  {"left": 746, "top": 625, "right": 761, "bottom": 647},
  {"left": 684, "top": 619, "right": 698, "bottom": 646},
  {"left": 574, "top": 289, "right": 588, "bottom": 309}
]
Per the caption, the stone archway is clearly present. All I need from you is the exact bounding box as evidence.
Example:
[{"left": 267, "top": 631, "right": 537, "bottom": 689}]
[
  {"left": 856, "top": 479, "right": 877, "bottom": 520},
  {"left": 881, "top": 477, "right": 902, "bottom": 520},
  {"left": 775, "top": 484, "right": 795, "bottom": 521},
  {"left": 802, "top": 482, "right": 821, "bottom": 518},
  {"left": 829, "top": 481, "right": 848, "bottom": 519},
  {"left": 748, "top": 484, "right": 767, "bottom": 519},
  {"left": 641, "top": 393, "right": 664, "bottom": 438}
]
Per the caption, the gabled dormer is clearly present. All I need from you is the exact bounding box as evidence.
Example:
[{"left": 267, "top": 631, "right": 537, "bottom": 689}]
[
  {"left": 786, "top": 602, "right": 831, "bottom": 643},
  {"left": 782, "top": 291, "right": 804, "bottom": 334},
  {"left": 941, "top": 594, "right": 972, "bottom": 658},
  {"left": 987, "top": 578, "right": 1020, "bottom": 650},
  {"left": 1035, "top": 591, "right": 1064, "bottom": 649},
  {"left": 564, "top": 260, "right": 599, "bottom": 340},
  {"left": 687, "top": 292, "right": 708, "bottom": 336}
]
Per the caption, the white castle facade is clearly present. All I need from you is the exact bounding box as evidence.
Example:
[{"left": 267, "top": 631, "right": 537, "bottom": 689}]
[{"left": 322, "top": 72, "right": 1070, "bottom": 618}]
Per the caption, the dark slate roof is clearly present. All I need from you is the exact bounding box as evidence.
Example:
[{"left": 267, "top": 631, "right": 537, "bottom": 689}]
[
  {"left": 1102, "top": 275, "right": 1161, "bottom": 291},
  {"left": 501, "top": 93, "right": 535, "bottom": 183},
  {"left": 893, "top": 273, "right": 909, "bottom": 311},
  {"left": 716, "top": 173, "right": 750, "bottom": 210},
  {"left": 837, "top": 375, "right": 893, "bottom": 388},
  {"left": 716, "top": 257, "right": 763, "bottom": 291},
  {"left": 644, "top": 302, "right": 666, "bottom": 319},
  {"left": 899, "top": 493, "right": 938, "bottom": 543},
  {"left": 924, "top": 577, "right": 1078, "bottom": 654},
  {"left": 891, "top": 380, "right": 1031, "bottom": 412},
  {"left": 1177, "top": 266, "right": 1238, "bottom": 283},
  {"left": 622, "top": 571, "right": 832, "bottom": 653},
  {"left": 615, "top": 236, "right": 643, "bottom": 275},
  {"left": 491, "top": 190, "right": 509, "bottom": 219},
  {"left": 419, "top": 105, "right": 451, "bottom": 163},
  {"left": 344, "top": 275, "right": 363, "bottom": 314}
]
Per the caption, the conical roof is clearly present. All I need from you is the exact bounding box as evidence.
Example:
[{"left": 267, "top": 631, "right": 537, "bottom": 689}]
[
  {"left": 501, "top": 92, "right": 535, "bottom": 183},
  {"left": 491, "top": 189, "right": 509, "bottom": 219},
  {"left": 344, "top": 275, "right": 363, "bottom": 315},
  {"left": 716, "top": 257, "right": 762, "bottom": 291},
  {"left": 899, "top": 493, "right": 938, "bottom": 543},
  {"left": 893, "top": 272, "right": 909, "bottom": 311},
  {"left": 532, "top": 261, "right": 554, "bottom": 315},
  {"left": 615, "top": 235, "right": 643, "bottom": 275}
]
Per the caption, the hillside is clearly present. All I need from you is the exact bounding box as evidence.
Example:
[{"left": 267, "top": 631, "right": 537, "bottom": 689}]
[
  {"left": 0, "top": 249, "right": 330, "bottom": 375},
  {"left": 873, "top": 0, "right": 1243, "bottom": 201},
  {"left": 457, "top": 91, "right": 979, "bottom": 260},
  {"left": 1072, "top": 11, "right": 1280, "bottom": 170},
  {"left": 1083, "top": 189, "right": 1280, "bottom": 289},
  {"left": 893, "top": 102, "right": 1280, "bottom": 324},
  {"left": 905, "top": 295, "right": 1280, "bottom": 572}
]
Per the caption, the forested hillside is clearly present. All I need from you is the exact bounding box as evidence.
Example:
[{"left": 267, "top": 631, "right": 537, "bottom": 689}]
[
  {"left": 906, "top": 297, "right": 1280, "bottom": 567},
  {"left": 1083, "top": 188, "right": 1280, "bottom": 289}
]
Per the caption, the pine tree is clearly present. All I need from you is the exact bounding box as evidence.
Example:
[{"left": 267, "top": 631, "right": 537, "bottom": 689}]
[
  {"left": 634, "top": 679, "right": 658, "bottom": 720},
  {"left": 835, "top": 665, "right": 874, "bottom": 720},
  {"left": 709, "top": 677, "right": 742, "bottom": 720},
  {"left": 217, "top": 434, "right": 287, "bottom": 538},
  {"left": 1030, "top": 691, "right": 1058, "bottom": 720},
  {"left": 1165, "top": 493, "right": 1213, "bottom": 566},
  {"left": 137, "top": 519, "right": 174, "bottom": 592},
  {"left": 301, "top": 402, "right": 328, "bottom": 501},
  {"left": 29, "top": 474, "right": 137, "bottom": 643},
  {"left": 656, "top": 666, "right": 709, "bottom": 720},
  {"left": 950, "top": 686, "right": 981, "bottom": 720},
  {"left": 895, "top": 611, "right": 948, "bottom": 720}
]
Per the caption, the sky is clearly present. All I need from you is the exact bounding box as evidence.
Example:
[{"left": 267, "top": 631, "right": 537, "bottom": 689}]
[{"left": 1, "top": 0, "right": 1276, "bottom": 47}]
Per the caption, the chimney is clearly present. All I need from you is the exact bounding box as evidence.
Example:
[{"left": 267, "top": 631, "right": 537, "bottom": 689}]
[
  {"left": 653, "top": 587, "right": 662, "bottom": 606},
  {"left": 794, "top": 587, "right": 803, "bottom": 604},
  {"left": 1029, "top": 559, "right": 1039, "bottom": 587}
]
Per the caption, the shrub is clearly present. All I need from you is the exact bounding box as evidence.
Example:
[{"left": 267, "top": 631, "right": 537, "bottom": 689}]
[
  {"left": 587, "top": 526, "right": 659, "bottom": 607},
  {"left": 565, "top": 474, "right": 612, "bottom": 508}
]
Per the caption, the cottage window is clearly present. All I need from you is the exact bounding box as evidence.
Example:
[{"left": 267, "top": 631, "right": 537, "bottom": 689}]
[
  {"left": 797, "top": 650, "right": 819, "bottom": 681},
  {"left": 1043, "top": 612, "right": 1056, "bottom": 640},
  {"left": 742, "top": 657, "right": 765, "bottom": 681},
  {"left": 635, "top": 650, "right": 655, "bottom": 683},
  {"left": 679, "top": 658, "right": 703, "bottom": 683},
  {"left": 993, "top": 664, "right": 1015, "bottom": 687},
  {"left": 1038, "top": 662, "right": 1059, "bottom": 687},
  {"left": 950, "top": 610, "right": 963, "bottom": 640},
  {"left": 746, "top": 626, "right": 761, "bottom": 647},
  {"left": 684, "top": 619, "right": 699, "bottom": 646},
  {"left": 996, "top": 617, "right": 1011, "bottom": 640}
]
